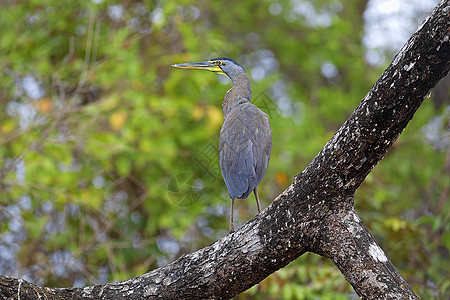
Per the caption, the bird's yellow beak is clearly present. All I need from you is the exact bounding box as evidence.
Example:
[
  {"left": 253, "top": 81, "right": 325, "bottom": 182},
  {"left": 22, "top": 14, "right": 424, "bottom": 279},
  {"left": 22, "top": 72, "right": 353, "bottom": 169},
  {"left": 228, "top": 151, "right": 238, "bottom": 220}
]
[{"left": 172, "top": 61, "right": 225, "bottom": 75}]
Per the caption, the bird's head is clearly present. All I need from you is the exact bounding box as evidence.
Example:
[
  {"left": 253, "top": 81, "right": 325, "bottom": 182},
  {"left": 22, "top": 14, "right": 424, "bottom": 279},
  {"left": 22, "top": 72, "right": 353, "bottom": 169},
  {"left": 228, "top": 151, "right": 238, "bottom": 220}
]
[{"left": 172, "top": 58, "right": 246, "bottom": 81}]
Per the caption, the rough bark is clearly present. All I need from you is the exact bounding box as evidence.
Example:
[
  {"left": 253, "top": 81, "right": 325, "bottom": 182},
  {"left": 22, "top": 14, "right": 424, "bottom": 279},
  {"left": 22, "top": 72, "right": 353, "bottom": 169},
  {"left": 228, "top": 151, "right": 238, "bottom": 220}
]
[{"left": 1, "top": 0, "right": 449, "bottom": 299}]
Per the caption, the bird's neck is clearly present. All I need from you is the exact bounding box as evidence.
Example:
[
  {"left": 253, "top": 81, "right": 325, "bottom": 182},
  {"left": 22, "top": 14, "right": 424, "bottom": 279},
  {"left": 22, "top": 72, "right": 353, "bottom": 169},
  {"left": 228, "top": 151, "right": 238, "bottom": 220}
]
[{"left": 222, "top": 73, "right": 252, "bottom": 118}]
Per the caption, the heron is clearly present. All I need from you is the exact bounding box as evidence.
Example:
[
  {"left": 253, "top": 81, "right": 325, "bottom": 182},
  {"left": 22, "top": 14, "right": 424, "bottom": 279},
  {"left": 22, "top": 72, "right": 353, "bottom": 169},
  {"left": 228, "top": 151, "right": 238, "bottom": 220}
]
[{"left": 172, "top": 58, "right": 272, "bottom": 232}]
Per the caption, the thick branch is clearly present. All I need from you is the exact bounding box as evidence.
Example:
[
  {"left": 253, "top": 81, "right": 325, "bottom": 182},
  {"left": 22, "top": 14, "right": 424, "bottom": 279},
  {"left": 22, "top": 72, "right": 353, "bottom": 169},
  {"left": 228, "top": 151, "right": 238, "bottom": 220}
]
[
  {"left": 316, "top": 205, "right": 417, "bottom": 298},
  {"left": 1, "top": 1, "right": 449, "bottom": 299},
  {"left": 297, "top": 0, "right": 450, "bottom": 195}
]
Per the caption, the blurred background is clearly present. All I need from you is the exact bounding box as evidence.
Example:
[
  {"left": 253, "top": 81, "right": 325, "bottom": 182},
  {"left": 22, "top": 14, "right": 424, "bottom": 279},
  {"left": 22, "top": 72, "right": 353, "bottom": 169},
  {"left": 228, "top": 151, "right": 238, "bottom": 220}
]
[{"left": 0, "top": 0, "right": 448, "bottom": 299}]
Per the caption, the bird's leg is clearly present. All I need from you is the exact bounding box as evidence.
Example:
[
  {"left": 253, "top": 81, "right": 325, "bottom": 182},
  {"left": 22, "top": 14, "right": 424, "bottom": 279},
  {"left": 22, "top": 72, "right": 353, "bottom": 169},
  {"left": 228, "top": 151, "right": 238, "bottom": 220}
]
[
  {"left": 229, "top": 198, "right": 236, "bottom": 233},
  {"left": 254, "top": 186, "right": 261, "bottom": 214}
]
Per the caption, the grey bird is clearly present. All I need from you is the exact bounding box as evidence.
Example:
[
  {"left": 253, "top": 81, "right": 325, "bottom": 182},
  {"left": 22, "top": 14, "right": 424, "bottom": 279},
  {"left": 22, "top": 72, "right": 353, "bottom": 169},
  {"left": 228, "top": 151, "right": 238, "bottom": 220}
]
[{"left": 172, "top": 58, "right": 272, "bottom": 232}]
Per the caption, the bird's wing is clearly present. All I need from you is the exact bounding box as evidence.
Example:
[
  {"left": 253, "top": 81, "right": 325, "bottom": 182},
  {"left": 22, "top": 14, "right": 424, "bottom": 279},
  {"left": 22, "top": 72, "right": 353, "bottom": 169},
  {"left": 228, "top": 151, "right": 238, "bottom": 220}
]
[
  {"left": 219, "top": 103, "right": 272, "bottom": 199},
  {"left": 253, "top": 110, "right": 272, "bottom": 185}
]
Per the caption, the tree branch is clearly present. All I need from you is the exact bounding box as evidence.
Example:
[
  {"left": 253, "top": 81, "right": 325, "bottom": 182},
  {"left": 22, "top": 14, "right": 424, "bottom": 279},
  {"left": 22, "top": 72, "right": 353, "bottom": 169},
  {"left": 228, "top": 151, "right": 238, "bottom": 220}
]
[{"left": 1, "top": 0, "right": 449, "bottom": 299}]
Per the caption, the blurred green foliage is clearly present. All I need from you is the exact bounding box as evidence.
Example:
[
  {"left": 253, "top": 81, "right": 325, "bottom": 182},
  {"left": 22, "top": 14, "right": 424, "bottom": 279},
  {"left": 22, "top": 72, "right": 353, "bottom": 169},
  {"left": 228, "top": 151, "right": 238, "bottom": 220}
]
[{"left": 0, "top": 0, "right": 448, "bottom": 299}]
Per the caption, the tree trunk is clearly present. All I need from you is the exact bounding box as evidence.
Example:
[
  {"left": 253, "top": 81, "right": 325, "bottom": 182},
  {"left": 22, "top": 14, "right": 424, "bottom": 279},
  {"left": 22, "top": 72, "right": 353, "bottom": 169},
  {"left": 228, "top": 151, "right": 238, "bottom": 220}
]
[{"left": 1, "top": 0, "right": 449, "bottom": 299}]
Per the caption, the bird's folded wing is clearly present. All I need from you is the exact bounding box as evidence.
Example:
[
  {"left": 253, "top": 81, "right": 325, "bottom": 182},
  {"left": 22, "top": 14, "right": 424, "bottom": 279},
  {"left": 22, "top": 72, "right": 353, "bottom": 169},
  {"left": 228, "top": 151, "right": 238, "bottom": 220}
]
[{"left": 219, "top": 103, "right": 272, "bottom": 199}]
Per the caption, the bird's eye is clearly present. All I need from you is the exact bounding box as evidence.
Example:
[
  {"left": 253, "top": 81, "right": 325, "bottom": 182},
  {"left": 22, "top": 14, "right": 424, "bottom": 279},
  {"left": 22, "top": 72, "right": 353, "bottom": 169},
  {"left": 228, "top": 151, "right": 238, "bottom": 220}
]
[{"left": 208, "top": 60, "right": 223, "bottom": 67}]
